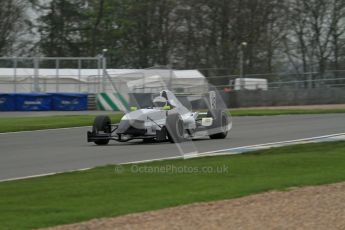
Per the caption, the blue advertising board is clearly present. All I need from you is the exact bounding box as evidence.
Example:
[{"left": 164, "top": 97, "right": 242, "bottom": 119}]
[
  {"left": 15, "top": 93, "right": 52, "bottom": 111},
  {"left": 0, "top": 93, "right": 16, "bottom": 111},
  {"left": 50, "top": 93, "right": 88, "bottom": 111}
]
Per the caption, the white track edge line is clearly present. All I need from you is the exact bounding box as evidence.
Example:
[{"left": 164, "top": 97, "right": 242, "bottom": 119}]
[
  {"left": 0, "top": 126, "right": 91, "bottom": 135},
  {"left": 198, "top": 132, "right": 345, "bottom": 156}
]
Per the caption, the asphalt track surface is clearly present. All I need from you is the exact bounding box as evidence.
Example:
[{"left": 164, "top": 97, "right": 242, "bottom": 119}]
[{"left": 0, "top": 114, "right": 344, "bottom": 181}]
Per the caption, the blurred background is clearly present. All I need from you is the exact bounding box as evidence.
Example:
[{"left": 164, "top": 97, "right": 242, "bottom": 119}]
[{"left": 1, "top": 0, "right": 345, "bottom": 110}]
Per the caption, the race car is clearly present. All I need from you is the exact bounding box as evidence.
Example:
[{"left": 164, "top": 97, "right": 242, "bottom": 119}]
[{"left": 87, "top": 90, "right": 231, "bottom": 145}]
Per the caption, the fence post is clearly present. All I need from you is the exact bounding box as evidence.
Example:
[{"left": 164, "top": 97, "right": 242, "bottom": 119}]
[
  {"left": 102, "top": 55, "right": 107, "bottom": 92},
  {"left": 56, "top": 59, "right": 60, "bottom": 92},
  {"left": 169, "top": 67, "right": 173, "bottom": 90},
  {"left": 78, "top": 59, "right": 82, "bottom": 92},
  {"left": 13, "top": 57, "right": 17, "bottom": 92},
  {"left": 33, "top": 57, "right": 40, "bottom": 92},
  {"left": 239, "top": 42, "right": 247, "bottom": 90},
  {"left": 100, "top": 49, "right": 108, "bottom": 92},
  {"left": 308, "top": 72, "right": 313, "bottom": 89},
  {"left": 96, "top": 56, "right": 101, "bottom": 93}
]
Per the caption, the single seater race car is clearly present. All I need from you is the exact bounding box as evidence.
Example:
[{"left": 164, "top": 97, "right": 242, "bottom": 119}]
[{"left": 87, "top": 90, "right": 232, "bottom": 145}]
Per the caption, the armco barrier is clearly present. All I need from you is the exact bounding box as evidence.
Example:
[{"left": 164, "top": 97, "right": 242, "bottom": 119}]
[
  {"left": 51, "top": 93, "right": 88, "bottom": 111},
  {"left": 0, "top": 93, "right": 16, "bottom": 111},
  {"left": 15, "top": 93, "right": 52, "bottom": 111}
]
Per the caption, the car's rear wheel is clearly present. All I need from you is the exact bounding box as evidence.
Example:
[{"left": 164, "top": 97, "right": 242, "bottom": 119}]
[
  {"left": 208, "top": 110, "right": 229, "bottom": 139},
  {"left": 166, "top": 113, "right": 184, "bottom": 143},
  {"left": 92, "top": 115, "right": 111, "bottom": 145}
]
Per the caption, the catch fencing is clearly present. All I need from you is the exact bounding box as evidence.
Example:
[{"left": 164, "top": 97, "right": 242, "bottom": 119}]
[
  {"left": 0, "top": 57, "right": 104, "bottom": 93},
  {"left": 1, "top": 56, "right": 345, "bottom": 94},
  {"left": 199, "top": 68, "right": 345, "bottom": 91}
]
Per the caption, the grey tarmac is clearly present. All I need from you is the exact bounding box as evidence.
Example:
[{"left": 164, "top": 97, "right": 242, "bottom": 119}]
[{"left": 0, "top": 114, "right": 344, "bottom": 181}]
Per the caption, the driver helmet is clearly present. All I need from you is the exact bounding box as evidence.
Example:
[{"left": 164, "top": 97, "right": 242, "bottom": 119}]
[{"left": 153, "top": 96, "right": 167, "bottom": 108}]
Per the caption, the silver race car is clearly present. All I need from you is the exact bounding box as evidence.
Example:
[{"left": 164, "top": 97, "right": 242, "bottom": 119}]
[{"left": 87, "top": 90, "right": 231, "bottom": 145}]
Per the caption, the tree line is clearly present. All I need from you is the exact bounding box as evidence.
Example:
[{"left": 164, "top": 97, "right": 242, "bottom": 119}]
[{"left": 1, "top": 0, "right": 345, "bottom": 76}]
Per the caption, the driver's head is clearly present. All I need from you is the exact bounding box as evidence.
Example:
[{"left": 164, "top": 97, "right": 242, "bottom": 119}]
[{"left": 153, "top": 96, "right": 167, "bottom": 108}]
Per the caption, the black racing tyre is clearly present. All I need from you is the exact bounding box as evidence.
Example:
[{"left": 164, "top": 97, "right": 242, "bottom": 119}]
[
  {"left": 207, "top": 110, "right": 229, "bottom": 139},
  {"left": 142, "top": 138, "right": 155, "bottom": 143},
  {"left": 166, "top": 113, "right": 184, "bottom": 143},
  {"left": 92, "top": 115, "right": 111, "bottom": 145}
]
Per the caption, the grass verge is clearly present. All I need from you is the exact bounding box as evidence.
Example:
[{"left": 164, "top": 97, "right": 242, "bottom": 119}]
[
  {"left": 0, "top": 141, "right": 345, "bottom": 229},
  {"left": 0, "top": 108, "right": 345, "bottom": 133},
  {"left": 0, "top": 114, "right": 123, "bottom": 133},
  {"left": 230, "top": 108, "right": 345, "bottom": 116}
]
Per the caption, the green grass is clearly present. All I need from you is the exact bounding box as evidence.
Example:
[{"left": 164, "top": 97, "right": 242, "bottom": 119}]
[
  {"left": 0, "top": 114, "right": 123, "bottom": 133},
  {"left": 0, "top": 108, "right": 344, "bottom": 133},
  {"left": 230, "top": 108, "right": 345, "bottom": 116},
  {"left": 1, "top": 141, "right": 345, "bottom": 229}
]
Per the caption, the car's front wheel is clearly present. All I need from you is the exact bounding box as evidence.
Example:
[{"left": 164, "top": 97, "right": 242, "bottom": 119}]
[
  {"left": 92, "top": 115, "right": 111, "bottom": 145},
  {"left": 142, "top": 138, "right": 155, "bottom": 143}
]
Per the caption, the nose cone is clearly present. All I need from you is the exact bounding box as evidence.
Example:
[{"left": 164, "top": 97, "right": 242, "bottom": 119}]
[
  {"left": 116, "top": 119, "right": 145, "bottom": 134},
  {"left": 117, "top": 110, "right": 147, "bottom": 135},
  {"left": 116, "top": 119, "right": 131, "bottom": 134}
]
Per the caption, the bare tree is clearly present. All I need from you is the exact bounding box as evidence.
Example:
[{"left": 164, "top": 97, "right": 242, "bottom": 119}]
[
  {"left": 0, "top": 0, "right": 27, "bottom": 55},
  {"left": 286, "top": 0, "right": 345, "bottom": 77},
  {"left": 26, "top": 0, "right": 345, "bottom": 73},
  {"left": 329, "top": 0, "right": 345, "bottom": 71}
]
